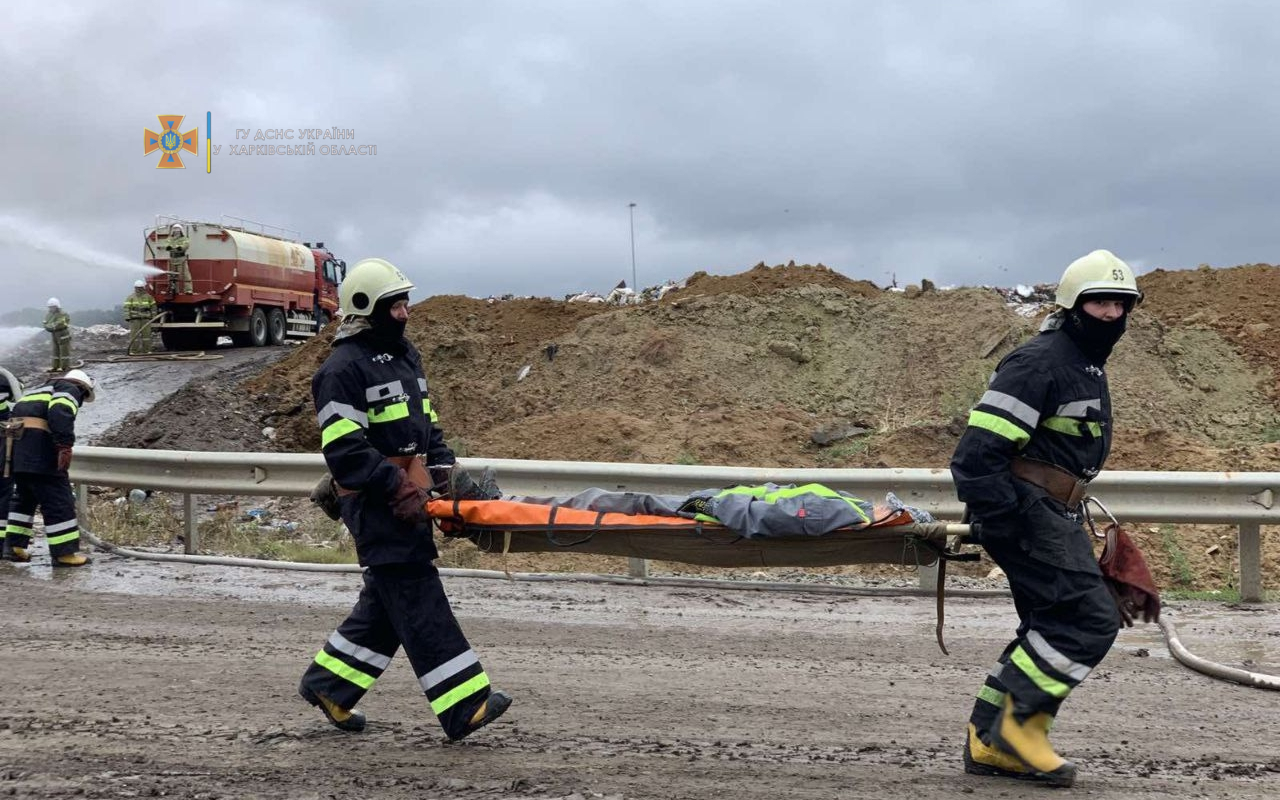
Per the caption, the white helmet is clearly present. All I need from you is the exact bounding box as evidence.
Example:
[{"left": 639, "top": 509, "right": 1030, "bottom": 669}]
[
  {"left": 134, "top": 279, "right": 147, "bottom": 289},
  {"left": 47, "top": 297, "right": 60, "bottom": 308},
  {"left": 338, "top": 258, "right": 414, "bottom": 317},
  {"left": 1055, "top": 250, "right": 1143, "bottom": 309},
  {"left": 170, "top": 223, "right": 185, "bottom": 236},
  {"left": 0, "top": 366, "right": 22, "bottom": 400},
  {"left": 62, "top": 369, "right": 96, "bottom": 403}
]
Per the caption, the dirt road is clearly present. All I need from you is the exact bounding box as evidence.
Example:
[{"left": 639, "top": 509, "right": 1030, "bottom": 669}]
[{"left": 1, "top": 557, "right": 1276, "bottom": 799}]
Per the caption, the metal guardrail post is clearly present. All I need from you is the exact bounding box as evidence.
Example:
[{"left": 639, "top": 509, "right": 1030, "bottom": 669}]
[
  {"left": 184, "top": 493, "right": 196, "bottom": 554},
  {"left": 1239, "top": 522, "right": 1262, "bottom": 602},
  {"left": 628, "top": 557, "right": 649, "bottom": 578},
  {"left": 917, "top": 562, "right": 939, "bottom": 591}
]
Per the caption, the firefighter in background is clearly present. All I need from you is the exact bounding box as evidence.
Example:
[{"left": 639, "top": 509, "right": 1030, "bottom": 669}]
[
  {"left": 951, "top": 250, "right": 1143, "bottom": 787},
  {"left": 1, "top": 369, "right": 96, "bottom": 567},
  {"left": 0, "top": 368, "right": 21, "bottom": 543},
  {"left": 298, "top": 257, "right": 512, "bottom": 739},
  {"left": 124, "top": 279, "right": 158, "bottom": 354},
  {"left": 43, "top": 298, "right": 72, "bottom": 372},
  {"left": 165, "top": 223, "right": 192, "bottom": 293}
]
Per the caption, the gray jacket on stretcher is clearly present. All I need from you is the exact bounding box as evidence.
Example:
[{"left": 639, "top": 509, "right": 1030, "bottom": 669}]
[{"left": 512, "top": 482, "right": 930, "bottom": 538}]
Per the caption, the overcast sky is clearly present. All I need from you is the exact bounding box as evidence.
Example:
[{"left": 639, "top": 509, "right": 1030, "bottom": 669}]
[{"left": 2, "top": 0, "right": 1278, "bottom": 313}]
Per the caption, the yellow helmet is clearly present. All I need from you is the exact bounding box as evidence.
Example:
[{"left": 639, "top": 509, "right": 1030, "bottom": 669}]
[
  {"left": 338, "top": 258, "right": 415, "bottom": 317},
  {"left": 1054, "top": 249, "right": 1142, "bottom": 309}
]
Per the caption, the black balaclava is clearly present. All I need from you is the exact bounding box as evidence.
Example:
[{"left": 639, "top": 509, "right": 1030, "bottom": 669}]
[
  {"left": 367, "top": 291, "right": 409, "bottom": 344},
  {"left": 1062, "top": 292, "right": 1134, "bottom": 366}
]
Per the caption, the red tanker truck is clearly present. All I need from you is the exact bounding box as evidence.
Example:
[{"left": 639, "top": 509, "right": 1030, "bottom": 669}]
[{"left": 141, "top": 216, "right": 345, "bottom": 351}]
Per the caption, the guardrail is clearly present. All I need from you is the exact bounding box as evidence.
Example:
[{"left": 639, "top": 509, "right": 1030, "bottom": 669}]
[{"left": 71, "top": 446, "right": 1280, "bottom": 600}]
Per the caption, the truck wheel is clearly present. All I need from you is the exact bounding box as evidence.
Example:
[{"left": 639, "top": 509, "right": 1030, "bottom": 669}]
[
  {"left": 267, "top": 308, "right": 286, "bottom": 346},
  {"left": 249, "top": 308, "right": 268, "bottom": 347},
  {"left": 160, "top": 329, "right": 188, "bottom": 352}
]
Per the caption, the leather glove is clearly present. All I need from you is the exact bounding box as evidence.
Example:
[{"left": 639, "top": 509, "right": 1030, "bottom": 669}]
[
  {"left": 1099, "top": 523, "right": 1161, "bottom": 626},
  {"left": 55, "top": 444, "right": 73, "bottom": 472},
  {"left": 309, "top": 473, "right": 343, "bottom": 521},
  {"left": 389, "top": 468, "right": 431, "bottom": 524},
  {"left": 444, "top": 464, "right": 502, "bottom": 501}
]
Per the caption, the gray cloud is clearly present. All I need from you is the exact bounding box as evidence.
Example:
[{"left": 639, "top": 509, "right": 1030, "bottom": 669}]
[{"left": 2, "top": 0, "right": 1278, "bottom": 312}]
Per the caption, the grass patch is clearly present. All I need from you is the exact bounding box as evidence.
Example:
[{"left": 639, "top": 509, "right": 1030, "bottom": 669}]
[
  {"left": 1162, "top": 587, "right": 1242, "bottom": 602},
  {"left": 674, "top": 450, "right": 700, "bottom": 465},
  {"left": 1261, "top": 423, "right": 1280, "bottom": 444},
  {"left": 1158, "top": 523, "right": 1196, "bottom": 589}
]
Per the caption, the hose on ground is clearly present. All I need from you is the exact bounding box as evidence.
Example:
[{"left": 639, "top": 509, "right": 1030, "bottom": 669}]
[{"left": 1158, "top": 616, "right": 1280, "bottom": 690}]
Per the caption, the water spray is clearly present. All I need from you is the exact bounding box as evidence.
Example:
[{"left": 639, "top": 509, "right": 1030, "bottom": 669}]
[{"left": 0, "top": 213, "right": 160, "bottom": 276}]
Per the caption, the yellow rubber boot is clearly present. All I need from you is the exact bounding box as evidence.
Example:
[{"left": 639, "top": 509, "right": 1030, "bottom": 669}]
[
  {"left": 299, "top": 683, "right": 366, "bottom": 732},
  {"left": 963, "top": 723, "right": 1029, "bottom": 779},
  {"left": 4, "top": 546, "right": 31, "bottom": 563},
  {"left": 53, "top": 553, "right": 90, "bottom": 568},
  {"left": 991, "top": 696, "right": 1077, "bottom": 787},
  {"left": 450, "top": 690, "right": 512, "bottom": 741}
]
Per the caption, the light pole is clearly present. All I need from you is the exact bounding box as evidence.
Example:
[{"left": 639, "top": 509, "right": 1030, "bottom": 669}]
[{"left": 628, "top": 202, "right": 637, "bottom": 291}]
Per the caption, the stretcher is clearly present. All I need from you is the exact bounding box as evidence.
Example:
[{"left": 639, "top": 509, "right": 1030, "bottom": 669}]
[{"left": 426, "top": 486, "right": 971, "bottom": 569}]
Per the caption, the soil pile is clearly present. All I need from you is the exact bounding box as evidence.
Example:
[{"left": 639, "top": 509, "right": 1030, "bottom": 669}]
[{"left": 96, "top": 261, "right": 1280, "bottom": 592}]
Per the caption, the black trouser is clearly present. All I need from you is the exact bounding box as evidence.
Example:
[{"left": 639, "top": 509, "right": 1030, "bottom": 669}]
[
  {"left": 968, "top": 495, "right": 1120, "bottom": 738},
  {"left": 4, "top": 472, "right": 81, "bottom": 557},
  {"left": 0, "top": 472, "right": 11, "bottom": 531},
  {"left": 300, "top": 562, "right": 495, "bottom": 738}
]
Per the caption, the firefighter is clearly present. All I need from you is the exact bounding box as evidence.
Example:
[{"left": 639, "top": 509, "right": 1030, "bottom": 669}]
[
  {"left": 950, "top": 250, "right": 1141, "bottom": 787},
  {"left": 2, "top": 369, "right": 96, "bottom": 567},
  {"left": 166, "top": 223, "right": 192, "bottom": 293},
  {"left": 0, "top": 368, "right": 21, "bottom": 541},
  {"left": 297, "top": 257, "right": 512, "bottom": 739},
  {"left": 124, "top": 279, "right": 159, "bottom": 354},
  {"left": 43, "top": 298, "right": 72, "bottom": 372}
]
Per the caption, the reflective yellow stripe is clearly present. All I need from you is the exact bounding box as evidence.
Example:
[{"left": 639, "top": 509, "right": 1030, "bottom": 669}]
[
  {"left": 315, "top": 650, "right": 376, "bottom": 689},
  {"left": 47, "top": 531, "right": 79, "bottom": 546},
  {"left": 368, "top": 402, "right": 409, "bottom": 424},
  {"left": 50, "top": 398, "right": 78, "bottom": 416},
  {"left": 321, "top": 418, "right": 361, "bottom": 448},
  {"left": 422, "top": 398, "right": 439, "bottom": 422},
  {"left": 976, "top": 685, "right": 1005, "bottom": 708},
  {"left": 429, "top": 673, "right": 491, "bottom": 715},
  {"left": 1041, "top": 416, "right": 1101, "bottom": 437},
  {"left": 1010, "top": 645, "right": 1071, "bottom": 698},
  {"left": 967, "top": 410, "right": 1031, "bottom": 446}
]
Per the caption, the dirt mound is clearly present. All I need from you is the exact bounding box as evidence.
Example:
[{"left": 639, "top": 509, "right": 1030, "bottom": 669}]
[
  {"left": 1138, "top": 263, "right": 1280, "bottom": 398},
  {"left": 680, "top": 261, "right": 882, "bottom": 299},
  {"left": 97, "top": 262, "right": 1280, "bottom": 593}
]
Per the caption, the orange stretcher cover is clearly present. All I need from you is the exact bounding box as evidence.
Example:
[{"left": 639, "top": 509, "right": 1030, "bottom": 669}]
[{"left": 425, "top": 497, "right": 946, "bottom": 568}]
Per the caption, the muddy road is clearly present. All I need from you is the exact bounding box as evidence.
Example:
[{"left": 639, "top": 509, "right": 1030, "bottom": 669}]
[{"left": 1, "top": 557, "right": 1277, "bottom": 799}]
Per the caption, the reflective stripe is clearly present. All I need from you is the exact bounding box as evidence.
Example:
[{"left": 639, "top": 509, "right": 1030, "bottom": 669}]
[
  {"left": 976, "top": 685, "right": 1005, "bottom": 708},
  {"left": 423, "top": 397, "right": 438, "bottom": 422},
  {"left": 715, "top": 482, "right": 870, "bottom": 523},
  {"left": 314, "top": 650, "right": 376, "bottom": 689},
  {"left": 417, "top": 378, "right": 428, "bottom": 392},
  {"left": 365, "top": 380, "right": 405, "bottom": 403},
  {"left": 50, "top": 397, "right": 78, "bottom": 415},
  {"left": 966, "top": 410, "right": 1031, "bottom": 446},
  {"left": 1055, "top": 399, "right": 1100, "bottom": 417},
  {"left": 5, "top": 521, "right": 32, "bottom": 535},
  {"left": 45, "top": 518, "right": 79, "bottom": 534},
  {"left": 7, "top": 512, "right": 33, "bottom": 525},
  {"left": 1010, "top": 645, "right": 1071, "bottom": 699},
  {"left": 321, "top": 418, "right": 362, "bottom": 448},
  {"left": 316, "top": 400, "right": 367, "bottom": 428},
  {"left": 1041, "top": 416, "right": 1102, "bottom": 437},
  {"left": 327, "top": 632, "right": 393, "bottom": 671},
  {"left": 429, "top": 673, "right": 490, "bottom": 715},
  {"left": 978, "top": 390, "right": 1040, "bottom": 429},
  {"left": 421, "top": 650, "right": 480, "bottom": 691},
  {"left": 368, "top": 401, "right": 409, "bottom": 424},
  {"left": 47, "top": 530, "right": 79, "bottom": 546},
  {"left": 1026, "top": 630, "right": 1092, "bottom": 682}
]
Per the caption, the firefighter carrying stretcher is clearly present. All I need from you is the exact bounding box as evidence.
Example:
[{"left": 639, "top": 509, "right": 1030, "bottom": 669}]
[
  {"left": 950, "top": 250, "right": 1155, "bottom": 787},
  {"left": 297, "top": 257, "right": 512, "bottom": 740}
]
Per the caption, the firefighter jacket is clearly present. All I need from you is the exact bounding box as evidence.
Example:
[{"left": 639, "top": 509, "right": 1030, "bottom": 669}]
[
  {"left": 313, "top": 329, "right": 454, "bottom": 567},
  {"left": 8, "top": 379, "right": 89, "bottom": 475},
  {"left": 44, "top": 309, "right": 70, "bottom": 335},
  {"left": 950, "top": 325, "right": 1111, "bottom": 524},
  {"left": 0, "top": 382, "right": 11, "bottom": 474},
  {"left": 124, "top": 290, "right": 157, "bottom": 321}
]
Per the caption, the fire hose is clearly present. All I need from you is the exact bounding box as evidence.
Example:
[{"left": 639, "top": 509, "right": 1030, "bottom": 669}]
[{"left": 97, "top": 312, "right": 223, "bottom": 362}]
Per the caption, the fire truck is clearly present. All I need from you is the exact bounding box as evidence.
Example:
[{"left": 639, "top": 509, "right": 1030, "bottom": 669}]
[{"left": 142, "top": 215, "right": 345, "bottom": 351}]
